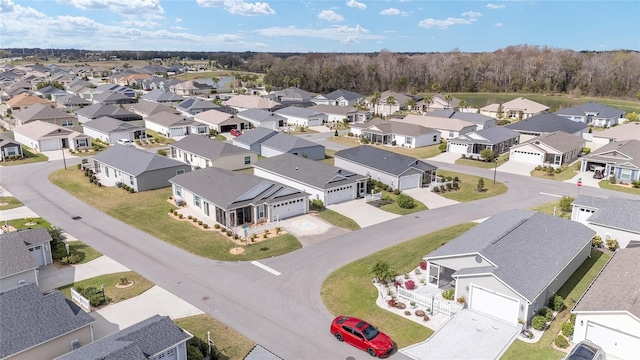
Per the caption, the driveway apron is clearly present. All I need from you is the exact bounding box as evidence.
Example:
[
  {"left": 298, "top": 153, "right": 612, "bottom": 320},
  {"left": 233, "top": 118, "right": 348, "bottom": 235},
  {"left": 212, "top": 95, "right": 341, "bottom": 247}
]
[
  {"left": 497, "top": 161, "right": 533, "bottom": 177},
  {"left": 327, "top": 199, "right": 400, "bottom": 228}
]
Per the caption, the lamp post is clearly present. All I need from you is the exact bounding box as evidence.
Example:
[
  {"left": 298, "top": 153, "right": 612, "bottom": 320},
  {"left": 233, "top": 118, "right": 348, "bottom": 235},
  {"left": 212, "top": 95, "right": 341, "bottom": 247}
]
[
  {"left": 493, "top": 157, "right": 498, "bottom": 184},
  {"left": 57, "top": 129, "right": 67, "bottom": 170}
]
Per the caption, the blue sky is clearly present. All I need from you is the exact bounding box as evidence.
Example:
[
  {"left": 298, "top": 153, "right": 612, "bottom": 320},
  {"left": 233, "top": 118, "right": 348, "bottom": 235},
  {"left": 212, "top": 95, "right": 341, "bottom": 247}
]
[{"left": 1, "top": 0, "right": 638, "bottom": 53}]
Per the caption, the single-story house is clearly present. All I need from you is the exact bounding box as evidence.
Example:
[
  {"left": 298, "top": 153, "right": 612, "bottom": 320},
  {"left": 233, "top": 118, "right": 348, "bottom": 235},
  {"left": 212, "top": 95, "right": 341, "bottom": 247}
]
[
  {"left": 579, "top": 139, "right": 640, "bottom": 183},
  {"left": 0, "top": 228, "right": 53, "bottom": 291},
  {"left": 420, "top": 210, "right": 594, "bottom": 326},
  {"left": 571, "top": 195, "right": 640, "bottom": 249},
  {"left": 418, "top": 93, "right": 460, "bottom": 112},
  {"left": 571, "top": 247, "right": 640, "bottom": 360},
  {"left": 260, "top": 133, "right": 325, "bottom": 160},
  {"left": 312, "top": 89, "right": 365, "bottom": 107},
  {"left": 0, "top": 283, "right": 95, "bottom": 360},
  {"left": 4, "top": 93, "right": 51, "bottom": 114},
  {"left": 555, "top": 102, "right": 625, "bottom": 128},
  {"left": 233, "top": 127, "right": 278, "bottom": 153},
  {"left": 429, "top": 109, "right": 496, "bottom": 130},
  {"left": 505, "top": 113, "right": 588, "bottom": 142},
  {"left": 307, "top": 104, "right": 370, "bottom": 123},
  {"left": 56, "top": 315, "right": 192, "bottom": 360},
  {"left": 224, "top": 94, "right": 281, "bottom": 112},
  {"left": 195, "top": 109, "right": 247, "bottom": 132},
  {"left": 145, "top": 111, "right": 209, "bottom": 139},
  {"left": 371, "top": 91, "right": 422, "bottom": 116},
  {"left": 350, "top": 118, "right": 441, "bottom": 148},
  {"left": 75, "top": 103, "right": 142, "bottom": 123},
  {"left": 12, "top": 103, "right": 78, "bottom": 127},
  {"left": 334, "top": 145, "right": 437, "bottom": 190},
  {"left": 170, "top": 134, "right": 257, "bottom": 170},
  {"left": 170, "top": 80, "right": 213, "bottom": 96},
  {"left": 175, "top": 97, "right": 219, "bottom": 116},
  {"left": 127, "top": 100, "right": 178, "bottom": 118},
  {"left": 254, "top": 153, "right": 367, "bottom": 205},
  {"left": 395, "top": 114, "right": 476, "bottom": 140},
  {"left": 14, "top": 121, "right": 91, "bottom": 152},
  {"left": 83, "top": 116, "right": 146, "bottom": 144},
  {"left": 480, "top": 97, "right": 549, "bottom": 120},
  {"left": 270, "top": 87, "right": 316, "bottom": 103},
  {"left": 447, "top": 126, "right": 520, "bottom": 156},
  {"left": 237, "top": 109, "right": 286, "bottom": 130},
  {"left": 55, "top": 94, "right": 92, "bottom": 111},
  {"left": 91, "top": 91, "right": 138, "bottom": 105},
  {"left": 0, "top": 133, "right": 23, "bottom": 161},
  {"left": 275, "top": 106, "right": 327, "bottom": 127},
  {"left": 141, "top": 89, "right": 185, "bottom": 104},
  {"left": 169, "top": 167, "right": 309, "bottom": 228},
  {"left": 92, "top": 145, "right": 191, "bottom": 192},
  {"left": 590, "top": 122, "right": 640, "bottom": 147},
  {"left": 508, "top": 131, "right": 585, "bottom": 167}
]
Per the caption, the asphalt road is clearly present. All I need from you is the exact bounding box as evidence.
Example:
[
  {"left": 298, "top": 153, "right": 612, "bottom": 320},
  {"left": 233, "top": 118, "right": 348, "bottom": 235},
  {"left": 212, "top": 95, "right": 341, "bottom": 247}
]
[{"left": 2, "top": 158, "right": 637, "bottom": 360}]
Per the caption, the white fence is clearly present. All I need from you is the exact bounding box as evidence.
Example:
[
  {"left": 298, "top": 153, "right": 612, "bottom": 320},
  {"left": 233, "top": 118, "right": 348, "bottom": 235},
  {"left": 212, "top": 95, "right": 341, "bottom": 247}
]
[
  {"left": 70, "top": 288, "right": 91, "bottom": 312},
  {"left": 233, "top": 221, "right": 279, "bottom": 239},
  {"left": 364, "top": 192, "right": 382, "bottom": 203},
  {"left": 397, "top": 288, "right": 452, "bottom": 317}
]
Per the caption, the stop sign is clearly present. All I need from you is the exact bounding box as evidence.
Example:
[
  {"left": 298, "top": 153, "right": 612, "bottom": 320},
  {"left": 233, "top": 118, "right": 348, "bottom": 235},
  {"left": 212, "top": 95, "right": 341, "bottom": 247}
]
[{"left": 577, "top": 180, "right": 582, "bottom": 187}]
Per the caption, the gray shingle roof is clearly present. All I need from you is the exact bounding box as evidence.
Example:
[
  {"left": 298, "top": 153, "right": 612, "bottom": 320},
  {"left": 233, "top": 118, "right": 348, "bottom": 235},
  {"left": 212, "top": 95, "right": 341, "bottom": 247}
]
[
  {"left": 145, "top": 111, "right": 196, "bottom": 127},
  {"left": 13, "top": 103, "right": 72, "bottom": 123},
  {"left": 430, "top": 110, "right": 495, "bottom": 125},
  {"left": 234, "top": 127, "right": 278, "bottom": 146},
  {"left": 274, "top": 106, "right": 324, "bottom": 118},
  {"left": 57, "top": 315, "right": 191, "bottom": 360},
  {"left": 92, "top": 145, "right": 187, "bottom": 176},
  {"left": 75, "top": 104, "right": 141, "bottom": 121},
  {"left": 169, "top": 167, "right": 307, "bottom": 209},
  {"left": 142, "top": 89, "right": 185, "bottom": 102},
  {"left": 505, "top": 113, "right": 587, "bottom": 134},
  {"left": 582, "top": 139, "right": 640, "bottom": 169},
  {"left": 84, "top": 116, "right": 144, "bottom": 134},
  {"left": 573, "top": 248, "right": 640, "bottom": 317},
  {"left": 0, "top": 231, "right": 38, "bottom": 278},
  {"left": 237, "top": 108, "right": 286, "bottom": 123},
  {"left": 176, "top": 98, "right": 218, "bottom": 112},
  {"left": 555, "top": 102, "right": 624, "bottom": 119},
  {"left": 127, "top": 100, "right": 177, "bottom": 116},
  {"left": 525, "top": 131, "right": 586, "bottom": 153},
  {"left": 261, "top": 133, "right": 323, "bottom": 152},
  {"left": 254, "top": 153, "right": 365, "bottom": 190},
  {"left": 427, "top": 210, "right": 595, "bottom": 301},
  {"left": 0, "top": 283, "right": 95, "bottom": 358},
  {"left": 171, "top": 134, "right": 249, "bottom": 160},
  {"left": 358, "top": 118, "right": 438, "bottom": 137},
  {"left": 573, "top": 195, "right": 608, "bottom": 209},
  {"left": 0, "top": 133, "right": 20, "bottom": 148},
  {"left": 586, "top": 197, "right": 640, "bottom": 233},
  {"left": 323, "top": 89, "right": 364, "bottom": 101},
  {"left": 307, "top": 104, "right": 358, "bottom": 116},
  {"left": 335, "top": 145, "right": 437, "bottom": 176},
  {"left": 93, "top": 91, "right": 135, "bottom": 103}
]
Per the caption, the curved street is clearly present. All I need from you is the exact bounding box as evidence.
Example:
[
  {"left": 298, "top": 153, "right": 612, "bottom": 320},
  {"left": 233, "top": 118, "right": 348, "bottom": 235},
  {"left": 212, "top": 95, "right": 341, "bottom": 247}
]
[{"left": 2, "top": 158, "right": 636, "bottom": 359}]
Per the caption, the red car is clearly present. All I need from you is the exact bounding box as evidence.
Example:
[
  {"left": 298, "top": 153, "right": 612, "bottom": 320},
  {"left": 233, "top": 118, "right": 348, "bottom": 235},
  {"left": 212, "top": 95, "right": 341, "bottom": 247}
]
[
  {"left": 230, "top": 128, "right": 243, "bottom": 137},
  {"left": 330, "top": 316, "right": 394, "bottom": 358}
]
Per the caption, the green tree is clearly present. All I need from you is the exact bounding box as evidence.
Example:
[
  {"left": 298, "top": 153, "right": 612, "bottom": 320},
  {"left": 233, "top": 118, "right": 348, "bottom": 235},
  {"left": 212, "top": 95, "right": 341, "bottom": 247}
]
[
  {"left": 458, "top": 99, "right": 468, "bottom": 110},
  {"left": 438, "top": 141, "right": 447, "bottom": 152},
  {"left": 496, "top": 103, "right": 504, "bottom": 120},
  {"left": 480, "top": 148, "right": 496, "bottom": 161},
  {"left": 371, "top": 261, "right": 396, "bottom": 283},
  {"left": 36, "top": 81, "right": 64, "bottom": 90},
  {"left": 445, "top": 94, "right": 453, "bottom": 109},
  {"left": 477, "top": 177, "right": 485, "bottom": 192},
  {"left": 431, "top": 83, "right": 441, "bottom": 93},
  {"left": 371, "top": 91, "right": 381, "bottom": 115},
  {"left": 559, "top": 195, "right": 575, "bottom": 212},
  {"left": 385, "top": 96, "right": 396, "bottom": 116},
  {"left": 264, "top": 84, "right": 272, "bottom": 93},
  {"left": 397, "top": 194, "right": 416, "bottom": 209},
  {"left": 423, "top": 95, "right": 433, "bottom": 113},
  {"left": 405, "top": 99, "right": 416, "bottom": 112},
  {"left": 626, "top": 111, "right": 639, "bottom": 122}
]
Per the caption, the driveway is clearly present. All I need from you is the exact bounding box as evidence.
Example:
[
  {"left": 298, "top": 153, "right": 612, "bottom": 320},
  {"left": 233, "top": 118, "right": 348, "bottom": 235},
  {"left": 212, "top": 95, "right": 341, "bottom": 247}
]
[
  {"left": 497, "top": 161, "right": 533, "bottom": 176},
  {"left": 327, "top": 199, "right": 400, "bottom": 228},
  {"left": 401, "top": 309, "right": 519, "bottom": 360},
  {"left": 404, "top": 188, "right": 460, "bottom": 209},
  {"left": 565, "top": 171, "right": 602, "bottom": 188},
  {"left": 430, "top": 152, "right": 462, "bottom": 163},
  {"left": 38, "top": 255, "right": 130, "bottom": 291},
  {"left": 0, "top": 206, "right": 39, "bottom": 221},
  {"left": 41, "top": 149, "right": 78, "bottom": 161}
]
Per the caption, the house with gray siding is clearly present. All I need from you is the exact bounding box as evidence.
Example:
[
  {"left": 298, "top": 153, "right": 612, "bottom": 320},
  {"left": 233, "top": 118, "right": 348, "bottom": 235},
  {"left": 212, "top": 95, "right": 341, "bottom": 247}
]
[
  {"left": 350, "top": 118, "right": 441, "bottom": 148},
  {"left": 508, "top": 131, "right": 585, "bottom": 168},
  {"left": 170, "top": 134, "right": 257, "bottom": 170},
  {"left": 237, "top": 109, "right": 286, "bottom": 130},
  {"left": 505, "top": 113, "right": 588, "bottom": 142},
  {"left": 579, "top": 139, "right": 640, "bottom": 183},
  {"left": 417, "top": 210, "right": 594, "bottom": 326},
  {"left": 275, "top": 106, "right": 327, "bottom": 127},
  {"left": 92, "top": 145, "right": 191, "bottom": 192},
  {"left": 571, "top": 195, "right": 640, "bottom": 249},
  {"left": 232, "top": 127, "right": 278, "bottom": 154},
  {"left": 0, "top": 229, "right": 53, "bottom": 291},
  {"left": 83, "top": 116, "right": 146, "bottom": 144},
  {"left": 447, "top": 126, "right": 519, "bottom": 156},
  {"left": 260, "top": 133, "right": 325, "bottom": 160},
  {"left": 555, "top": 102, "right": 625, "bottom": 128},
  {"left": 0, "top": 133, "right": 23, "bottom": 161}
]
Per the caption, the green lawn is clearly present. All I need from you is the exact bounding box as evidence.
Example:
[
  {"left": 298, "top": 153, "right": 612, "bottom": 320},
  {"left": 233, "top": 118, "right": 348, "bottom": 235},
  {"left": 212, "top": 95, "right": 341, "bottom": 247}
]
[
  {"left": 529, "top": 201, "right": 572, "bottom": 219},
  {"left": 143, "top": 129, "right": 176, "bottom": 145},
  {"left": 58, "top": 271, "right": 154, "bottom": 304},
  {"left": 455, "top": 153, "right": 509, "bottom": 169},
  {"left": 49, "top": 168, "right": 302, "bottom": 261},
  {"left": 598, "top": 180, "right": 640, "bottom": 195},
  {"left": 0, "top": 196, "right": 24, "bottom": 210},
  {"left": 435, "top": 170, "right": 508, "bottom": 201},
  {"left": 327, "top": 135, "right": 360, "bottom": 148},
  {"left": 175, "top": 314, "right": 255, "bottom": 360},
  {"left": 214, "top": 134, "right": 227, "bottom": 141},
  {"left": 379, "top": 191, "right": 428, "bottom": 215},
  {"left": 321, "top": 223, "right": 477, "bottom": 348},
  {"left": 530, "top": 162, "right": 581, "bottom": 181},
  {"left": 288, "top": 128, "right": 319, "bottom": 135},
  {"left": 501, "top": 249, "right": 610, "bottom": 360},
  {"left": 67, "top": 241, "right": 103, "bottom": 264},
  {"left": 5, "top": 217, "right": 52, "bottom": 230},
  {"left": 0, "top": 146, "right": 48, "bottom": 166},
  {"left": 327, "top": 140, "right": 442, "bottom": 159},
  {"left": 319, "top": 149, "right": 336, "bottom": 166},
  {"left": 315, "top": 209, "right": 360, "bottom": 231}
]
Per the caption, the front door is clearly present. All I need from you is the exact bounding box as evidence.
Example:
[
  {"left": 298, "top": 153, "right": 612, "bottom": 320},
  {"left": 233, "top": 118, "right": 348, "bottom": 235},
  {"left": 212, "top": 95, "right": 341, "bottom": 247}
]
[
  {"left": 204, "top": 202, "right": 209, "bottom": 216},
  {"left": 428, "top": 263, "right": 440, "bottom": 286},
  {"left": 61, "top": 138, "right": 68, "bottom": 148}
]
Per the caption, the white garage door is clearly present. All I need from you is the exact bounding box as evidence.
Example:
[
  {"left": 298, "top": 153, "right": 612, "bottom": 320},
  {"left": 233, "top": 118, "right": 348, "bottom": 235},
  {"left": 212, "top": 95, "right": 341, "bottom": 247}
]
[
  {"left": 469, "top": 286, "right": 519, "bottom": 325},
  {"left": 586, "top": 321, "right": 640, "bottom": 360},
  {"left": 326, "top": 185, "right": 354, "bottom": 205},
  {"left": 399, "top": 174, "right": 421, "bottom": 191},
  {"left": 510, "top": 150, "right": 542, "bottom": 165},
  {"left": 40, "top": 139, "right": 60, "bottom": 151},
  {"left": 29, "top": 245, "right": 46, "bottom": 267},
  {"left": 448, "top": 143, "right": 469, "bottom": 154},
  {"left": 272, "top": 198, "right": 306, "bottom": 220}
]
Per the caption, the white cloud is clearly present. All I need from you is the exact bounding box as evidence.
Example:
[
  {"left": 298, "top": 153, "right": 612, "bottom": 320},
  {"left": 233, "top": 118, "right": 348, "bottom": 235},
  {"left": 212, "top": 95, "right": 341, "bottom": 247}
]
[
  {"left": 196, "top": 0, "right": 275, "bottom": 16},
  {"left": 418, "top": 17, "right": 475, "bottom": 29},
  {"left": 486, "top": 3, "right": 506, "bottom": 9},
  {"left": 56, "top": 0, "right": 164, "bottom": 16},
  {"left": 346, "top": 0, "right": 366, "bottom": 10},
  {"left": 254, "top": 24, "right": 383, "bottom": 43},
  {"left": 494, "top": 22, "right": 503, "bottom": 27},
  {"left": 175, "top": 17, "right": 182, "bottom": 23},
  {"left": 171, "top": 25, "right": 187, "bottom": 30},
  {"left": 120, "top": 19, "right": 160, "bottom": 28},
  {"left": 380, "top": 8, "right": 408, "bottom": 16},
  {"left": 318, "top": 9, "right": 344, "bottom": 22},
  {"left": 461, "top": 11, "right": 482, "bottom": 18}
]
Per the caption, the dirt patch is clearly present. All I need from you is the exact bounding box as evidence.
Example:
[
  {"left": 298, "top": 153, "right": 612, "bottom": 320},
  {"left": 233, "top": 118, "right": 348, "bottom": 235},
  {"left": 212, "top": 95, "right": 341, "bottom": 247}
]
[
  {"left": 115, "top": 281, "right": 134, "bottom": 288},
  {"left": 229, "top": 247, "right": 245, "bottom": 255}
]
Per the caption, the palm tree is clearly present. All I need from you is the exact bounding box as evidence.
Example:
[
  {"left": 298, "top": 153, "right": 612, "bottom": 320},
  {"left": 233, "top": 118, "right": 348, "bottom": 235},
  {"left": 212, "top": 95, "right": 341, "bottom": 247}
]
[
  {"left": 211, "top": 76, "right": 220, "bottom": 90},
  {"left": 431, "top": 83, "right": 441, "bottom": 93},
  {"left": 424, "top": 95, "right": 433, "bottom": 113},
  {"left": 371, "top": 261, "right": 396, "bottom": 283},
  {"left": 445, "top": 94, "right": 453, "bottom": 109},
  {"left": 459, "top": 99, "right": 468, "bottom": 111},
  {"left": 371, "top": 91, "right": 381, "bottom": 115},
  {"left": 405, "top": 99, "right": 416, "bottom": 113},
  {"left": 386, "top": 96, "right": 396, "bottom": 116}
]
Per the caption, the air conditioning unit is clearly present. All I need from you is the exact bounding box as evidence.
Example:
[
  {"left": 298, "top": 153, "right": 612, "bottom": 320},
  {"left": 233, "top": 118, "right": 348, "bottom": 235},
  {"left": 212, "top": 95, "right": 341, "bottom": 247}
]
[{"left": 175, "top": 197, "right": 185, "bottom": 207}]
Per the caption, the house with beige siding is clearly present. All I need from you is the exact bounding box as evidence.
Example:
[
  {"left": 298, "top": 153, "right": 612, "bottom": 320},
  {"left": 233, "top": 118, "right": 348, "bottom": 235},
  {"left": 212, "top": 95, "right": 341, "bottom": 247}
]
[{"left": 170, "top": 134, "right": 257, "bottom": 170}]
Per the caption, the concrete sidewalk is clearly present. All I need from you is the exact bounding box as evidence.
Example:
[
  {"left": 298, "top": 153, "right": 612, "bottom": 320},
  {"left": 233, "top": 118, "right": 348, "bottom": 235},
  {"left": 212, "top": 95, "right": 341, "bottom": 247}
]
[
  {"left": 0, "top": 206, "right": 39, "bottom": 221},
  {"left": 38, "top": 255, "right": 130, "bottom": 291},
  {"left": 93, "top": 285, "right": 204, "bottom": 339}
]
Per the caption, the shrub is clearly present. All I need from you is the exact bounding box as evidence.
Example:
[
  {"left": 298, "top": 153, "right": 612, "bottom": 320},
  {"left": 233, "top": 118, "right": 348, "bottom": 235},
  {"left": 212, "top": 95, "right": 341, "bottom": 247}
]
[
  {"left": 77, "top": 163, "right": 82, "bottom": 169},
  {"left": 419, "top": 260, "right": 427, "bottom": 270},
  {"left": 397, "top": 194, "right": 416, "bottom": 209},
  {"left": 538, "top": 307, "right": 554, "bottom": 320},
  {"left": 226, "top": 230, "right": 232, "bottom": 237},
  {"left": 555, "top": 167, "right": 562, "bottom": 173},
  {"left": 129, "top": 188, "right": 134, "bottom": 193},
  {"left": 439, "top": 185, "right": 445, "bottom": 192},
  {"left": 546, "top": 166, "right": 555, "bottom": 176},
  {"left": 531, "top": 315, "right": 547, "bottom": 331},
  {"left": 157, "top": 149, "right": 167, "bottom": 156},
  {"left": 592, "top": 235, "right": 603, "bottom": 247},
  {"left": 477, "top": 178, "right": 485, "bottom": 191},
  {"left": 535, "top": 165, "right": 542, "bottom": 171},
  {"left": 554, "top": 335, "right": 569, "bottom": 349},
  {"left": 275, "top": 226, "right": 281, "bottom": 234},
  {"left": 214, "top": 224, "right": 220, "bottom": 229},
  {"left": 433, "top": 187, "right": 440, "bottom": 193},
  {"left": 347, "top": 132, "right": 354, "bottom": 137},
  {"left": 334, "top": 129, "right": 339, "bottom": 137},
  {"left": 570, "top": 314, "right": 577, "bottom": 325},
  {"left": 178, "top": 214, "right": 184, "bottom": 219},
  {"left": 96, "top": 182, "right": 102, "bottom": 187},
  {"left": 188, "top": 215, "right": 193, "bottom": 220},
  {"left": 582, "top": 147, "right": 591, "bottom": 155},
  {"left": 446, "top": 183, "right": 452, "bottom": 190},
  {"left": 119, "top": 277, "right": 129, "bottom": 285},
  {"left": 452, "top": 182, "right": 459, "bottom": 190},
  {"left": 438, "top": 142, "right": 447, "bottom": 152},
  {"left": 559, "top": 196, "right": 575, "bottom": 212},
  {"left": 393, "top": 189, "right": 401, "bottom": 195},
  {"left": 562, "top": 322, "right": 574, "bottom": 337},
  {"left": 263, "top": 233, "right": 268, "bottom": 239},
  {"left": 198, "top": 220, "right": 203, "bottom": 225},
  {"left": 404, "top": 310, "right": 412, "bottom": 316},
  {"left": 394, "top": 302, "right": 406, "bottom": 309},
  {"left": 310, "top": 199, "right": 324, "bottom": 210},
  {"left": 405, "top": 280, "right": 416, "bottom": 290},
  {"left": 453, "top": 176, "right": 459, "bottom": 182},
  {"left": 549, "top": 294, "right": 565, "bottom": 312},
  {"left": 456, "top": 297, "right": 466, "bottom": 304},
  {"left": 387, "top": 299, "right": 396, "bottom": 307},
  {"left": 60, "top": 254, "right": 81, "bottom": 264},
  {"left": 609, "top": 176, "right": 617, "bottom": 184},
  {"left": 441, "top": 289, "right": 454, "bottom": 300},
  {"left": 220, "top": 227, "right": 226, "bottom": 232},
  {"left": 606, "top": 238, "right": 619, "bottom": 250}
]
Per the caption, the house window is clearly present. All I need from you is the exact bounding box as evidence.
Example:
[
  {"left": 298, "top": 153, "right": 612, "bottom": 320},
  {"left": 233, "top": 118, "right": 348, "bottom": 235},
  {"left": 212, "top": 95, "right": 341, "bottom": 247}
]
[
  {"left": 405, "top": 137, "right": 412, "bottom": 145},
  {"left": 205, "top": 160, "right": 210, "bottom": 167},
  {"left": 244, "top": 156, "right": 251, "bottom": 165},
  {"left": 194, "top": 195, "right": 201, "bottom": 208},
  {"left": 176, "top": 169, "right": 185, "bottom": 175},
  {"left": 258, "top": 205, "right": 265, "bottom": 218},
  {"left": 509, "top": 110, "right": 517, "bottom": 118},
  {"left": 6, "top": 147, "right": 16, "bottom": 155},
  {"left": 61, "top": 119, "right": 74, "bottom": 126},
  {"left": 105, "top": 167, "right": 109, "bottom": 177},
  {"left": 129, "top": 175, "right": 134, "bottom": 185},
  {"left": 433, "top": 135, "right": 437, "bottom": 142},
  {"left": 76, "top": 138, "right": 88, "bottom": 147},
  {"left": 175, "top": 185, "right": 182, "bottom": 197},
  {"left": 619, "top": 168, "right": 632, "bottom": 182},
  {"left": 448, "top": 131, "right": 454, "bottom": 137}
]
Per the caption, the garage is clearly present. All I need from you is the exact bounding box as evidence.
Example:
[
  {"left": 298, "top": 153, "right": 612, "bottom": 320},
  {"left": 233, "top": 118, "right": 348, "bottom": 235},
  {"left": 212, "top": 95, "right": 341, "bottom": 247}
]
[
  {"left": 510, "top": 150, "right": 543, "bottom": 165},
  {"left": 326, "top": 185, "right": 354, "bottom": 205},
  {"left": 271, "top": 198, "right": 306, "bottom": 220},
  {"left": 448, "top": 142, "right": 469, "bottom": 154},
  {"left": 40, "top": 139, "right": 60, "bottom": 151},
  {"left": 28, "top": 245, "right": 48, "bottom": 267},
  {"left": 585, "top": 321, "right": 640, "bottom": 360},
  {"left": 469, "top": 285, "right": 520, "bottom": 325},
  {"left": 399, "top": 173, "right": 421, "bottom": 190}
]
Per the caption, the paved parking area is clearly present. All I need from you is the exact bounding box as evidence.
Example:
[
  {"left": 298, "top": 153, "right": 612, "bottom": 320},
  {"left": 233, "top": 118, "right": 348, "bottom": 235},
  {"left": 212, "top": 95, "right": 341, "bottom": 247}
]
[
  {"left": 401, "top": 309, "right": 519, "bottom": 360},
  {"left": 38, "top": 255, "right": 130, "bottom": 291},
  {"left": 327, "top": 199, "right": 400, "bottom": 228},
  {"left": 565, "top": 171, "right": 602, "bottom": 188},
  {"left": 497, "top": 161, "right": 533, "bottom": 176},
  {"left": 404, "top": 188, "right": 460, "bottom": 209},
  {"left": 279, "top": 214, "right": 333, "bottom": 237}
]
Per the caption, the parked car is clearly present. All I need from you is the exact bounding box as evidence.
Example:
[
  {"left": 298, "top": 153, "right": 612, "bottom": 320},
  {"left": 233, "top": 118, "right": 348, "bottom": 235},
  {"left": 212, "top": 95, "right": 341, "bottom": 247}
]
[
  {"left": 564, "top": 340, "right": 606, "bottom": 360},
  {"left": 230, "top": 128, "right": 243, "bottom": 137},
  {"left": 330, "top": 316, "right": 394, "bottom": 358},
  {"left": 116, "top": 139, "right": 133, "bottom": 146}
]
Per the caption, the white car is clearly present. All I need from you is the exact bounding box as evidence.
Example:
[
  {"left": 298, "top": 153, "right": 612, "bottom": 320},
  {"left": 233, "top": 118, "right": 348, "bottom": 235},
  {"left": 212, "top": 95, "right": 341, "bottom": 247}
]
[{"left": 116, "top": 139, "right": 133, "bottom": 146}]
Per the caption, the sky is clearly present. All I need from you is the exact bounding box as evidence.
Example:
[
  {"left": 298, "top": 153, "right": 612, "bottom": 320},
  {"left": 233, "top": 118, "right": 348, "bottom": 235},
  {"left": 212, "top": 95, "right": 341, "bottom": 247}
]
[{"left": 1, "top": 0, "right": 639, "bottom": 53}]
